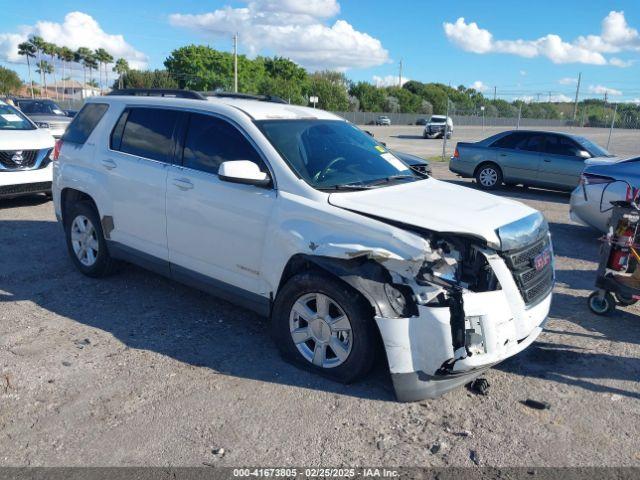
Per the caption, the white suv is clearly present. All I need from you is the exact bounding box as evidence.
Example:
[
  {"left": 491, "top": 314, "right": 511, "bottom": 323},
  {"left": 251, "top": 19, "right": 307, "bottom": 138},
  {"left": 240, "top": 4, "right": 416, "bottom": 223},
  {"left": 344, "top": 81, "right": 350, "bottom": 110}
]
[
  {"left": 53, "top": 90, "right": 553, "bottom": 402},
  {"left": 0, "top": 99, "right": 55, "bottom": 198}
]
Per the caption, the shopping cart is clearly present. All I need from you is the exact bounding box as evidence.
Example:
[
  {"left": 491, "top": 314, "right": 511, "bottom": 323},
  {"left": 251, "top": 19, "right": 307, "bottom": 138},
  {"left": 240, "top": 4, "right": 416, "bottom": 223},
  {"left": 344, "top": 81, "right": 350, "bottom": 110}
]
[{"left": 588, "top": 200, "right": 640, "bottom": 315}]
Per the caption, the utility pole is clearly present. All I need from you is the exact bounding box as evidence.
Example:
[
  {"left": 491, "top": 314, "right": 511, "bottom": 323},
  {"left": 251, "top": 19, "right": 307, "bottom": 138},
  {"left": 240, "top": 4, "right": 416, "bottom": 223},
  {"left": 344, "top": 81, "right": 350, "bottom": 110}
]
[
  {"left": 607, "top": 103, "right": 617, "bottom": 150},
  {"left": 442, "top": 98, "right": 450, "bottom": 161},
  {"left": 603, "top": 91, "right": 608, "bottom": 121},
  {"left": 493, "top": 86, "right": 497, "bottom": 101},
  {"left": 516, "top": 103, "right": 522, "bottom": 130},
  {"left": 398, "top": 58, "right": 403, "bottom": 87},
  {"left": 548, "top": 91, "right": 552, "bottom": 102},
  {"left": 572, "top": 72, "right": 581, "bottom": 121},
  {"left": 233, "top": 32, "right": 238, "bottom": 93}
]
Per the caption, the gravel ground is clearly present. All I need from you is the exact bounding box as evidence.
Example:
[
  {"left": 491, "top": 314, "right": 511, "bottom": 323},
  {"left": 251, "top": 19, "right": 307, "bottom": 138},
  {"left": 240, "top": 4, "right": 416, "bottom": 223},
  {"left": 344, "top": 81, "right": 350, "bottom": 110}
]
[{"left": 1, "top": 126, "right": 639, "bottom": 467}]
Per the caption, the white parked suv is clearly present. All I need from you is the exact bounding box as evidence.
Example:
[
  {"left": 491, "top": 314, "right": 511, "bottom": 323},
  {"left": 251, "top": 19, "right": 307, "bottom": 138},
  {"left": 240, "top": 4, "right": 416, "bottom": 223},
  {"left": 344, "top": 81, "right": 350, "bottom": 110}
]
[
  {"left": 53, "top": 89, "right": 553, "bottom": 401},
  {"left": 0, "top": 99, "right": 55, "bottom": 199}
]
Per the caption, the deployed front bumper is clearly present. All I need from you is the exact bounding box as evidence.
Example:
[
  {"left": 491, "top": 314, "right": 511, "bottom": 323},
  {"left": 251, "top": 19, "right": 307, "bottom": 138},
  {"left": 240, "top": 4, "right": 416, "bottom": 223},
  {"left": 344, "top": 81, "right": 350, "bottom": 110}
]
[{"left": 376, "top": 250, "right": 552, "bottom": 402}]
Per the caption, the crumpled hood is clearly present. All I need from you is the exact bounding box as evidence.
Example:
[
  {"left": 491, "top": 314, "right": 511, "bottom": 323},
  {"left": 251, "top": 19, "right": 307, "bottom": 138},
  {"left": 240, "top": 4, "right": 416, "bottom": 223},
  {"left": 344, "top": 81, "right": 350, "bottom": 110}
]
[
  {"left": 0, "top": 128, "right": 55, "bottom": 150},
  {"left": 329, "top": 178, "right": 538, "bottom": 247}
]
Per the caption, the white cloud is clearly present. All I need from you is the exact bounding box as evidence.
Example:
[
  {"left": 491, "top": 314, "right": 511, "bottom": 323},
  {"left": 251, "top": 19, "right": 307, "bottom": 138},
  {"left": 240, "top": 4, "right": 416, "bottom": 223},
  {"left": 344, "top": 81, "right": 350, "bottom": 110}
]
[
  {"left": 609, "top": 57, "right": 633, "bottom": 67},
  {"left": 0, "top": 12, "right": 147, "bottom": 68},
  {"left": 558, "top": 77, "right": 578, "bottom": 85},
  {"left": 588, "top": 84, "right": 623, "bottom": 96},
  {"left": 630, "top": 98, "right": 640, "bottom": 105},
  {"left": 169, "top": 0, "right": 389, "bottom": 71},
  {"left": 444, "top": 11, "right": 640, "bottom": 66},
  {"left": 470, "top": 80, "right": 488, "bottom": 92},
  {"left": 372, "top": 75, "right": 409, "bottom": 87},
  {"left": 549, "top": 94, "right": 573, "bottom": 102}
]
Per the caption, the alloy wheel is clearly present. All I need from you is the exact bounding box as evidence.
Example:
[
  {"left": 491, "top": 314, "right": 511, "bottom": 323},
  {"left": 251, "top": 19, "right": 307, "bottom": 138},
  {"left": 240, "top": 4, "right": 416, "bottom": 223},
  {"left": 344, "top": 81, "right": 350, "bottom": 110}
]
[
  {"left": 289, "top": 292, "right": 353, "bottom": 368},
  {"left": 70, "top": 215, "right": 99, "bottom": 267}
]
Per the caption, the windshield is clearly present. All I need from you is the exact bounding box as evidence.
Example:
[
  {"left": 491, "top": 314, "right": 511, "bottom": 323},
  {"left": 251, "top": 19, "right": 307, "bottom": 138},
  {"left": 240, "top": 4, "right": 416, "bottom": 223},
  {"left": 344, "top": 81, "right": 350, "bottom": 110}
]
[
  {"left": 0, "top": 103, "right": 35, "bottom": 131},
  {"left": 257, "top": 119, "right": 419, "bottom": 190},
  {"left": 430, "top": 116, "right": 446, "bottom": 123},
  {"left": 16, "top": 100, "right": 66, "bottom": 116},
  {"left": 574, "top": 136, "right": 613, "bottom": 157}
]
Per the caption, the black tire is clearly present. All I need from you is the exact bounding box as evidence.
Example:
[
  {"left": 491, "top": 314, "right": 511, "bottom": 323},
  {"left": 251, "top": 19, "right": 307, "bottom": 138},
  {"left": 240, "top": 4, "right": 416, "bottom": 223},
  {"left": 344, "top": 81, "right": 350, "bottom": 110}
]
[
  {"left": 271, "top": 272, "right": 377, "bottom": 383},
  {"left": 588, "top": 291, "right": 616, "bottom": 315},
  {"left": 614, "top": 292, "right": 638, "bottom": 306},
  {"left": 475, "top": 162, "right": 503, "bottom": 190},
  {"left": 64, "top": 201, "right": 116, "bottom": 278},
  {"left": 422, "top": 132, "right": 427, "bottom": 139}
]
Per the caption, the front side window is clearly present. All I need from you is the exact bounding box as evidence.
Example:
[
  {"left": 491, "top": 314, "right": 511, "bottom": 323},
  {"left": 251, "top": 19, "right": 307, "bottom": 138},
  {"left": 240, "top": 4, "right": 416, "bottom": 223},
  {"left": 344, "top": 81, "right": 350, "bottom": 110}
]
[
  {"left": 116, "top": 107, "right": 180, "bottom": 162},
  {"left": 62, "top": 103, "right": 108, "bottom": 144},
  {"left": 258, "top": 119, "right": 418, "bottom": 190},
  {"left": 182, "top": 113, "right": 264, "bottom": 175},
  {"left": 544, "top": 135, "right": 582, "bottom": 157},
  {"left": 0, "top": 103, "right": 35, "bottom": 131},
  {"left": 518, "top": 134, "right": 545, "bottom": 152}
]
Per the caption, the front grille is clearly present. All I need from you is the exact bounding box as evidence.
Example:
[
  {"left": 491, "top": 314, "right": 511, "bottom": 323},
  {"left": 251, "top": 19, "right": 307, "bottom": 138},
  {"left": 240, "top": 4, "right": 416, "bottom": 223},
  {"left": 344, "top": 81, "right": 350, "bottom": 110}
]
[
  {"left": 0, "top": 181, "right": 51, "bottom": 196},
  {"left": 502, "top": 235, "right": 554, "bottom": 306},
  {"left": 0, "top": 150, "right": 39, "bottom": 169}
]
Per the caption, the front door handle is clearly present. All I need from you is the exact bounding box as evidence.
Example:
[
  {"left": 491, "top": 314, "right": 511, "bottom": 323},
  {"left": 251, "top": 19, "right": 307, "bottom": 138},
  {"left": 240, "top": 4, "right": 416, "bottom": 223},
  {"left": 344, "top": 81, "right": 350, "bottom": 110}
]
[
  {"left": 101, "top": 159, "right": 117, "bottom": 170},
  {"left": 543, "top": 158, "right": 551, "bottom": 162},
  {"left": 172, "top": 178, "right": 194, "bottom": 190},
  {"left": 499, "top": 153, "right": 508, "bottom": 157}
]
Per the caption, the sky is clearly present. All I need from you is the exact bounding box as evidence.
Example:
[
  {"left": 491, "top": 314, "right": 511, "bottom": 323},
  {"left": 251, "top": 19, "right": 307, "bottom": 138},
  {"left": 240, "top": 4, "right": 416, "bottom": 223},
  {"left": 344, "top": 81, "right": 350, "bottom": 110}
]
[{"left": 1, "top": 0, "right": 639, "bottom": 103}]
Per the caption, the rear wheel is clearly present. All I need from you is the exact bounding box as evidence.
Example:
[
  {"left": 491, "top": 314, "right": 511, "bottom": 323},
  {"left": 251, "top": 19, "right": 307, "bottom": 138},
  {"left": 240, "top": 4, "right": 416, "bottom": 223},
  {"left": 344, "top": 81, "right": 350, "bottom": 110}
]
[
  {"left": 64, "top": 201, "right": 116, "bottom": 277},
  {"left": 475, "top": 163, "right": 503, "bottom": 190},
  {"left": 271, "top": 272, "right": 376, "bottom": 383}
]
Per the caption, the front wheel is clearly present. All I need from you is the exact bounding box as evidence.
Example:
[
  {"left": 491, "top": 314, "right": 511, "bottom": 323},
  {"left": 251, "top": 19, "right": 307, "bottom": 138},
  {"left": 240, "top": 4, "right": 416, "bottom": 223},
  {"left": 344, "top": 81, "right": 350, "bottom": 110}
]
[
  {"left": 588, "top": 291, "right": 616, "bottom": 315},
  {"left": 475, "top": 163, "right": 503, "bottom": 190},
  {"left": 271, "top": 272, "right": 376, "bottom": 383}
]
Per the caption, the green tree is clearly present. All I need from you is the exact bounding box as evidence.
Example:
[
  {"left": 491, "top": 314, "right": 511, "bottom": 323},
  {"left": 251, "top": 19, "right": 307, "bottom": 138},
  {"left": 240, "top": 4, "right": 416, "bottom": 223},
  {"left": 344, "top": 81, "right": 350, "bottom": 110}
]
[
  {"left": 28, "top": 35, "right": 47, "bottom": 95},
  {"left": 95, "top": 48, "right": 114, "bottom": 93},
  {"left": 112, "top": 58, "right": 129, "bottom": 89},
  {"left": 57, "top": 47, "right": 75, "bottom": 100},
  {"left": 165, "top": 44, "right": 234, "bottom": 91},
  {"left": 118, "top": 69, "right": 178, "bottom": 89},
  {"left": 17, "top": 42, "right": 36, "bottom": 98},
  {"left": 74, "top": 47, "right": 93, "bottom": 92},
  {"left": 349, "top": 82, "right": 386, "bottom": 111},
  {"left": 0, "top": 66, "right": 22, "bottom": 95},
  {"left": 306, "top": 70, "right": 349, "bottom": 111},
  {"left": 35, "top": 60, "right": 53, "bottom": 93}
]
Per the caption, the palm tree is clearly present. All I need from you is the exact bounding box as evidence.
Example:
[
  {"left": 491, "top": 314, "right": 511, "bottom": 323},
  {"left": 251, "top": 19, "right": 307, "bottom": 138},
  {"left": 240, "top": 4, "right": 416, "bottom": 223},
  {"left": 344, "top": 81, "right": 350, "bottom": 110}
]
[
  {"left": 36, "top": 60, "right": 53, "bottom": 94},
  {"left": 112, "top": 58, "right": 129, "bottom": 89},
  {"left": 57, "top": 47, "right": 74, "bottom": 101},
  {"left": 83, "top": 54, "right": 98, "bottom": 96},
  {"left": 74, "top": 47, "right": 92, "bottom": 98},
  {"left": 94, "top": 48, "right": 113, "bottom": 94},
  {"left": 29, "top": 35, "right": 47, "bottom": 96},
  {"left": 17, "top": 42, "right": 36, "bottom": 98},
  {"left": 43, "top": 42, "right": 59, "bottom": 100}
]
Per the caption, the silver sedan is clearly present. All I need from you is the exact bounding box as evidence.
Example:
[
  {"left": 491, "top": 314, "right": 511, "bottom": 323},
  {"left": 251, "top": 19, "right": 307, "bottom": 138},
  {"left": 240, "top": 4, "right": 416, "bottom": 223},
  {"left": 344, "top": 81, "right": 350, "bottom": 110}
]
[{"left": 570, "top": 157, "right": 640, "bottom": 232}]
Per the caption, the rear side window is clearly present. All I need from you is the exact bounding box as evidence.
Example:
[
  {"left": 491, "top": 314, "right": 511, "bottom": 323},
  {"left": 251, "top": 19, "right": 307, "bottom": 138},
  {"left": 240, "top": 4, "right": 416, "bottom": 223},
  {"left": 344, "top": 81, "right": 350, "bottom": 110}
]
[
  {"left": 518, "top": 134, "right": 545, "bottom": 152},
  {"left": 113, "top": 107, "right": 180, "bottom": 163},
  {"left": 62, "top": 103, "right": 108, "bottom": 144},
  {"left": 181, "top": 113, "right": 264, "bottom": 174},
  {"left": 491, "top": 132, "right": 527, "bottom": 149}
]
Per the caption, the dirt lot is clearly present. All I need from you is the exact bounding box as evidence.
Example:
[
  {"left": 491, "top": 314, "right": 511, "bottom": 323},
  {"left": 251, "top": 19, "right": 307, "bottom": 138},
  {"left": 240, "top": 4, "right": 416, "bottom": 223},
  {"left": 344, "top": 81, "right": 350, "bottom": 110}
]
[{"left": 1, "top": 126, "right": 639, "bottom": 467}]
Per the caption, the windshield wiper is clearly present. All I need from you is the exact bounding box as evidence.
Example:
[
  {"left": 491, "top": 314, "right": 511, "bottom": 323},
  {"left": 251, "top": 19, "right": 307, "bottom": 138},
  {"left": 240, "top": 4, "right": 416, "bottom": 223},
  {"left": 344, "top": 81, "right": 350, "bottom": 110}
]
[
  {"left": 318, "top": 182, "right": 376, "bottom": 191},
  {"left": 364, "top": 174, "right": 417, "bottom": 186}
]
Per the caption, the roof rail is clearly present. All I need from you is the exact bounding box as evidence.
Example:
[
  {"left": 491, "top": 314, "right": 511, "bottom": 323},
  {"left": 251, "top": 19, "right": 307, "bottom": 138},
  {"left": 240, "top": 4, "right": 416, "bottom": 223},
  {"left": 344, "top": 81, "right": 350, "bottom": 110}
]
[
  {"left": 107, "top": 89, "right": 206, "bottom": 100},
  {"left": 203, "top": 92, "right": 288, "bottom": 104}
]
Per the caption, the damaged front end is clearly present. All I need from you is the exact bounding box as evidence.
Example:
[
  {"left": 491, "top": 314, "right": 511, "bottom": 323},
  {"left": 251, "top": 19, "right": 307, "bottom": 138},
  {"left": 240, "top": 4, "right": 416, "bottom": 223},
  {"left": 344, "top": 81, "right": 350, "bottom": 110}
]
[{"left": 363, "top": 212, "right": 553, "bottom": 402}]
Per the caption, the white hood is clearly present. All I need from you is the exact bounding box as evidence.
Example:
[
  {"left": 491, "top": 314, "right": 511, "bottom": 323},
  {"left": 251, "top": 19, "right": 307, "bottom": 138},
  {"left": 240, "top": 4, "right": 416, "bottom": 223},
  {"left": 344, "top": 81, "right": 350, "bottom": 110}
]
[
  {"left": 329, "top": 178, "right": 538, "bottom": 247},
  {"left": 0, "top": 128, "right": 55, "bottom": 151}
]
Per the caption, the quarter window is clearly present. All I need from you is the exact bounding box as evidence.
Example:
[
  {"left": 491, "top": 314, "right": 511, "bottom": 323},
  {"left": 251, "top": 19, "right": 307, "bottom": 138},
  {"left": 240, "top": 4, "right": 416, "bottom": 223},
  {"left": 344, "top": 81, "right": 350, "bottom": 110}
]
[
  {"left": 115, "top": 107, "right": 180, "bottom": 162},
  {"left": 62, "top": 103, "right": 108, "bottom": 144},
  {"left": 182, "top": 113, "right": 264, "bottom": 174}
]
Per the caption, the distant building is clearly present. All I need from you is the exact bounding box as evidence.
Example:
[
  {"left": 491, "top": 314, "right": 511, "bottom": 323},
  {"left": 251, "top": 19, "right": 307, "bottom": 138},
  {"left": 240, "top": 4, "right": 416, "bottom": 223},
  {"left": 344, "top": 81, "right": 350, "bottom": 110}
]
[{"left": 46, "top": 80, "right": 103, "bottom": 99}]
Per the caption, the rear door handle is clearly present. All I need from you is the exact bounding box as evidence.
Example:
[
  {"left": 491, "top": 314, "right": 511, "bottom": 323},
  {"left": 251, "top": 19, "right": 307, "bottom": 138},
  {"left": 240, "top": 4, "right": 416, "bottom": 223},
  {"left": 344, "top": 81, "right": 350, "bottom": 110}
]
[
  {"left": 101, "top": 159, "right": 117, "bottom": 170},
  {"left": 172, "top": 178, "right": 194, "bottom": 190},
  {"left": 499, "top": 153, "right": 508, "bottom": 157},
  {"left": 543, "top": 158, "right": 551, "bottom": 162}
]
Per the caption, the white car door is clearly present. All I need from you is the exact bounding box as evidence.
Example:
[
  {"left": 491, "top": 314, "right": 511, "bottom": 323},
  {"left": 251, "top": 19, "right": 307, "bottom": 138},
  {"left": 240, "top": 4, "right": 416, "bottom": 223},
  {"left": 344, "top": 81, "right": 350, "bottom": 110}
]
[
  {"left": 166, "top": 112, "right": 276, "bottom": 302},
  {"left": 105, "top": 106, "right": 181, "bottom": 261}
]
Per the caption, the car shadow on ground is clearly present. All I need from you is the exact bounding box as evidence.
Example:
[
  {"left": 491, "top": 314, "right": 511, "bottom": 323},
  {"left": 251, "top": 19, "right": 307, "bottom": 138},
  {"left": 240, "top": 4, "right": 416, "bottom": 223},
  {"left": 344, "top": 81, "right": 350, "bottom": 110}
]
[
  {"left": 0, "top": 220, "right": 396, "bottom": 402},
  {"left": 392, "top": 134, "right": 427, "bottom": 140},
  {"left": 0, "top": 194, "right": 50, "bottom": 210}
]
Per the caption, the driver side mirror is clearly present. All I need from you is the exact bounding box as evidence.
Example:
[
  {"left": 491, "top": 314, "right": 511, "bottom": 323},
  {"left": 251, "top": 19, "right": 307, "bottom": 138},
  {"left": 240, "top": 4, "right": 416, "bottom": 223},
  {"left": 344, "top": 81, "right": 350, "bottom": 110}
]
[
  {"left": 577, "top": 150, "right": 591, "bottom": 159},
  {"left": 218, "top": 160, "right": 271, "bottom": 187}
]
